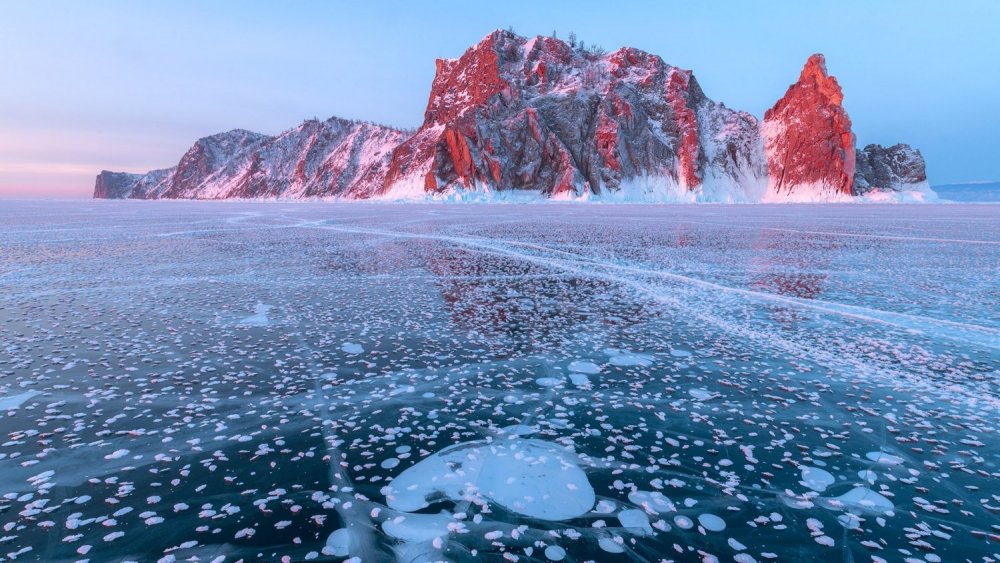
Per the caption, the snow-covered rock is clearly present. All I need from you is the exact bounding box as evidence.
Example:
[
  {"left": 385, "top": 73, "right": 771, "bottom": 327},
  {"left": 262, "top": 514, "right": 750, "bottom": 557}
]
[
  {"left": 383, "top": 30, "right": 765, "bottom": 200},
  {"left": 94, "top": 31, "right": 930, "bottom": 202},
  {"left": 95, "top": 119, "right": 408, "bottom": 199},
  {"left": 853, "top": 143, "right": 928, "bottom": 194},
  {"left": 93, "top": 171, "right": 144, "bottom": 199}
]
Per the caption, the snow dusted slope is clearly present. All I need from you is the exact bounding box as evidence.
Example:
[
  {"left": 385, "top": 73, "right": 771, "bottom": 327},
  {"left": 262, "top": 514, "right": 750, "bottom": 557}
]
[
  {"left": 95, "top": 31, "right": 931, "bottom": 202},
  {"left": 208, "top": 118, "right": 408, "bottom": 199},
  {"left": 96, "top": 118, "right": 408, "bottom": 199},
  {"left": 158, "top": 129, "right": 272, "bottom": 199}
]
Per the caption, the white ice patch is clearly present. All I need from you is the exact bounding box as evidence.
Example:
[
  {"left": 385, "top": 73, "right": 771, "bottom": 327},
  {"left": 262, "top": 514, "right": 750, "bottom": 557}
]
[
  {"left": 698, "top": 513, "right": 726, "bottom": 532},
  {"left": 838, "top": 513, "right": 862, "bottom": 530},
  {"left": 688, "top": 388, "right": 717, "bottom": 401},
  {"left": 598, "top": 536, "right": 625, "bottom": 553},
  {"left": 618, "top": 509, "right": 654, "bottom": 535},
  {"left": 857, "top": 470, "right": 877, "bottom": 484},
  {"left": 567, "top": 361, "right": 602, "bottom": 374},
  {"left": 341, "top": 342, "right": 364, "bottom": 355},
  {"left": 384, "top": 438, "right": 594, "bottom": 521},
  {"left": 239, "top": 302, "right": 272, "bottom": 327},
  {"left": 500, "top": 425, "right": 536, "bottom": 437},
  {"left": 673, "top": 515, "right": 694, "bottom": 529},
  {"left": 608, "top": 352, "right": 653, "bottom": 367},
  {"left": 865, "top": 451, "right": 904, "bottom": 466},
  {"left": 544, "top": 545, "right": 566, "bottom": 560},
  {"left": 820, "top": 487, "right": 894, "bottom": 515},
  {"left": 381, "top": 512, "right": 454, "bottom": 542},
  {"left": 800, "top": 466, "right": 835, "bottom": 492},
  {"left": 324, "top": 528, "right": 351, "bottom": 557},
  {"left": 0, "top": 391, "right": 40, "bottom": 410},
  {"left": 628, "top": 490, "right": 676, "bottom": 514},
  {"left": 534, "top": 377, "right": 563, "bottom": 388}
]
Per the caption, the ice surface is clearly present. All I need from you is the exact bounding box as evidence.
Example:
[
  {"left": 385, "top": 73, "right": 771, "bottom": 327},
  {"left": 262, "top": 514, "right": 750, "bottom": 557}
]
[{"left": 0, "top": 201, "right": 996, "bottom": 562}]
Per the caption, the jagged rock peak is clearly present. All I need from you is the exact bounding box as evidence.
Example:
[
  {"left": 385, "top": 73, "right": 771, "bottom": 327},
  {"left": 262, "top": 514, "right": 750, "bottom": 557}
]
[
  {"left": 796, "top": 54, "right": 843, "bottom": 105},
  {"left": 763, "top": 53, "right": 856, "bottom": 199}
]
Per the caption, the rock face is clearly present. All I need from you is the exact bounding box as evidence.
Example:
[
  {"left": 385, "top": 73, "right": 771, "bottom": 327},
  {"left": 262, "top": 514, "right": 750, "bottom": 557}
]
[
  {"left": 96, "top": 118, "right": 408, "bottom": 199},
  {"left": 383, "top": 30, "right": 765, "bottom": 200},
  {"left": 853, "top": 143, "right": 928, "bottom": 194},
  {"left": 93, "top": 171, "right": 143, "bottom": 199},
  {"left": 763, "top": 54, "right": 856, "bottom": 199},
  {"left": 94, "top": 31, "right": 928, "bottom": 202}
]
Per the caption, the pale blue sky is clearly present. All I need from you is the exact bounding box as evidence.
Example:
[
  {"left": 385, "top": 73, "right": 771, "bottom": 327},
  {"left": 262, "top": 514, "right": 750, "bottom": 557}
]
[{"left": 2, "top": 0, "right": 998, "bottom": 196}]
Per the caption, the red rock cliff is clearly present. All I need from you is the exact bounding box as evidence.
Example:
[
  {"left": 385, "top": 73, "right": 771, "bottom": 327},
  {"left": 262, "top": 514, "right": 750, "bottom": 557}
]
[{"left": 763, "top": 54, "right": 856, "bottom": 198}]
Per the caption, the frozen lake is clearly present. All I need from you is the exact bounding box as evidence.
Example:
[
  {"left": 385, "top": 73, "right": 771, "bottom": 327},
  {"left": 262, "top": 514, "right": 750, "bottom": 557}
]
[{"left": 1, "top": 201, "right": 997, "bottom": 562}]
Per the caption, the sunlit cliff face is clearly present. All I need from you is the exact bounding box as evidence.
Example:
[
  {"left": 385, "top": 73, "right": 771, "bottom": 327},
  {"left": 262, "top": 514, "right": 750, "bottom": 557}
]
[
  {"left": 385, "top": 30, "right": 726, "bottom": 196},
  {"left": 763, "top": 53, "right": 856, "bottom": 198}
]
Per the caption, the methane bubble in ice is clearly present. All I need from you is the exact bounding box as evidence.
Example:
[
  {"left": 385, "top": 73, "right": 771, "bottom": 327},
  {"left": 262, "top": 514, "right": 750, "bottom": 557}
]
[
  {"left": 544, "top": 545, "right": 566, "bottom": 560},
  {"left": 698, "top": 513, "right": 726, "bottom": 531}
]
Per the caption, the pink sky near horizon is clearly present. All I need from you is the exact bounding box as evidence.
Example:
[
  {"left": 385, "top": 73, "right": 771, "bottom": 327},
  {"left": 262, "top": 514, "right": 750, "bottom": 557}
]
[{"left": 2, "top": 0, "right": 999, "bottom": 198}]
